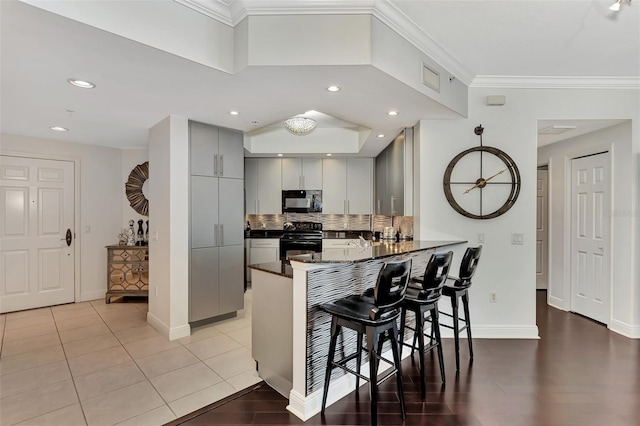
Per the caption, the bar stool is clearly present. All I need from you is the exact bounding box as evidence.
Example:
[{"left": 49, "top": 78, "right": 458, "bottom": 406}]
[
  {"left": 399, "top": 251, "right": 453, "bottom": 399},
  {"left": 440, "top": 246, "right": 482, "bottom": 372},
  {"left": 320, "top": 259, "right": 412, "bottom": 426}
]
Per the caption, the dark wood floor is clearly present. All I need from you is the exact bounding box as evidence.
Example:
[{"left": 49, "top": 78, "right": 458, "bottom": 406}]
[{"left": 170, "top": 291, "right": 640, "bottom": 425}]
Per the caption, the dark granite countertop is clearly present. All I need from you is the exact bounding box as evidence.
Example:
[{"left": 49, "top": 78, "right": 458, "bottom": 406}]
[
  {"left": 288, "top": 240, "right": 466, "bottom": 264},
  {"left": 248, "top": 260, "right": 293, "bottom": 278},
  {"left": 245, "top": 230, "right": 284, "bottom": 238}
]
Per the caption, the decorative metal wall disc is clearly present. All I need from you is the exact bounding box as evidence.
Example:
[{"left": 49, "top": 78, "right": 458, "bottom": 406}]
[{"left": 125, "top": 161, "right": 149, "bottom": 216}]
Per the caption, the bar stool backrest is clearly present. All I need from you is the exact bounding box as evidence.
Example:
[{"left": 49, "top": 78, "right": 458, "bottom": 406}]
[
  {"left": 371, "top": 259, "right": 412, "bottom": 320},
  {"left": 422, "top": 251, "right": 454, "bottom": 290},
  {"left": 456, "top": 246, "right": 482, "bottom": 286}
]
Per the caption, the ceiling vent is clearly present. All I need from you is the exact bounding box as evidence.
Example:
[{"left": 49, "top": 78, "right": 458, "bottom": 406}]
[
  {"left": 422, "top": 63, "right": 440, "bottom": 92},
  {"left": 538, "top": 125, "right": 577, "bottom": 135}
]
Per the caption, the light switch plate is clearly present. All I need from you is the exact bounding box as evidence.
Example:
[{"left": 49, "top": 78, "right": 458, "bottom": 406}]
[{"left": 511, "top": 233, "right": 524, "bottom": 245}]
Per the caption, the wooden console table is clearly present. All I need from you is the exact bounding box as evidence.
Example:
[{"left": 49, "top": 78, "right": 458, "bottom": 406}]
[{"left": 106, "top": 245, "right": 149, "bottom": 303}]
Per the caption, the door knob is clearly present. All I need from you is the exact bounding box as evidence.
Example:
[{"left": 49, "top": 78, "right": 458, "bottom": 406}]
[{"left": 60, "top": 229, "right": 72, "bottom": 246}]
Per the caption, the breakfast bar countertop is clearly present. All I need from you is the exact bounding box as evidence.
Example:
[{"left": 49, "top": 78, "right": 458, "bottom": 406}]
[{"left": 288, "top": 240, "right": 467, "bottom": 264}]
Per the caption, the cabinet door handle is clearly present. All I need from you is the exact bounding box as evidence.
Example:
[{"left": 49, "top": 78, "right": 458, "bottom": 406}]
[
  {"left": 214, "top": 224, "right": 218, "bottom": 246},
  {"left": 391, "top": 196, "right": 396, "bottom": 216},
  {"left": 257, "top": 200, "right": 260, "bottom": 213},
  {"left": 213, "top": 154, "right": 218, "bottom": 176},
  {"left": 220, "top": 224, "right": 224, "bottom": 246},
  {"left": 219, "top": 154, "right": 224, "bottom": 176},
  {"left": 377, "top": 199, "right": 381, "bottom": 215}
]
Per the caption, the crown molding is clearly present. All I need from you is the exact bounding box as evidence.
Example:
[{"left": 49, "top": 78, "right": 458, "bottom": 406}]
[
  {"left": 173, "top": 0, "right": 233, "bottom": 25},
  {"left": 371, "top": 0, "right": 475, "bottom": 86},
  {"left": 471, "top": 76, "right": 640, "bottom": 89}
]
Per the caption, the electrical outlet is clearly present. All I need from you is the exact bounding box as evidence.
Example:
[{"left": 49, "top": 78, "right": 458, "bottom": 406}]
[
  {"left": 490, "top": 291, "right": 497, "bottom": 303},
  {"left": 477, "top": 233, "right": 484, "bottom": 243}
]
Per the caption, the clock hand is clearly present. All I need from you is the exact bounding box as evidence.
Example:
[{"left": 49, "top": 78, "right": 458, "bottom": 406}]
[
  {"left": 484, "top": 167, "right": 508, "bottom": 183},
  {"left": 463, "top": 168, "right": 508, "bottom": 194}
]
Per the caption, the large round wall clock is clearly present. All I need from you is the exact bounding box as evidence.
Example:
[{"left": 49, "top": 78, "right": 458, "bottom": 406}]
[{"left": 443, "top": 125, "right": 520, "bottom": 219}]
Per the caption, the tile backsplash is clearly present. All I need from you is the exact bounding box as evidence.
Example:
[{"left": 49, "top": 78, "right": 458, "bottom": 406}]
[{"left": 245, "top": 213, "right": 413, "bottom": 237}]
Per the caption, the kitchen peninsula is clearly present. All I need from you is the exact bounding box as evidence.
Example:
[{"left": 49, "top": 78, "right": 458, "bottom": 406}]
[{"left": 250, "top": 239, "right": 465, "bottom": 421}]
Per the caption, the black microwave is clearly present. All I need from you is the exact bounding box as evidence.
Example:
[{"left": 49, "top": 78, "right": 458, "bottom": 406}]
[{"left": 282, "top": 190, "right": 323, "bottom": 213}]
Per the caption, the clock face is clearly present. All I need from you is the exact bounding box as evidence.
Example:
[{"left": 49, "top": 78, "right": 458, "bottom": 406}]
[{"left": 443, "top": 146, "right": 520, "bottom": 219}]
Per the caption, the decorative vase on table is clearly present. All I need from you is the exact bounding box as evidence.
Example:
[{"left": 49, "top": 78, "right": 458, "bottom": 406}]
[
  {"left": 144, "top": 220, "right": 149, "bottom": 245},
  {"left": 127, "top": 220, "right": 136, "bottom": 246},
  {"left": 136, "top": 220, "right": 144, "bottom": 246}
]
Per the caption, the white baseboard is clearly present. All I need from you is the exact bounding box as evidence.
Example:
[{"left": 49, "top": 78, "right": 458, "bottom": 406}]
[
  {"left": 79, "top": 290, "right": 105, "bottom": 302},
  {"left": 608, "top": 319, "right": 640, "bottom": 338},
  {"left": 547, "top": 295, "right": 566, "bottom": 311},
  {"left": 147, "top": 312, "right": 191, "bottom": 341}
]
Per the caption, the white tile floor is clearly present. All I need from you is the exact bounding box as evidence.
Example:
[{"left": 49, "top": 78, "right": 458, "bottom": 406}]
[{"left": 0, "top": 290, "right": 260, "bottom": 426}]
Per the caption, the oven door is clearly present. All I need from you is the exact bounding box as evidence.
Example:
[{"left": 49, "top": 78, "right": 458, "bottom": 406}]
[{"left": 279, "top": 237, "right": 322, "bottom": 260}]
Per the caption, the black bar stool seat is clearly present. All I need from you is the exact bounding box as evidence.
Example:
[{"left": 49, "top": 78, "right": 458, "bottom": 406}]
[
  {"left": 439, "top": 246, "right": 482, "bottom": 372},
  {"left": 320, "top": 259, "right": 412, "bottom": 426},
  {"left": 399, "top": 251, "right": 453, "bottom": 399}
]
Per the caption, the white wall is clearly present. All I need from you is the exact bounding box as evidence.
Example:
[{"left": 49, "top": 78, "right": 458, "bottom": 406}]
[
  {"left": 1, "top": 133, "right": 122, "bottom": 302},
  {"left": 416, "top": 87, "right": 639, "bottom": 338},
  {"left": 538, "top": 121, "right": 638, "bottom": 337},
  {"left": 147, "top": 116, "right": 190, "bottom": 340}
]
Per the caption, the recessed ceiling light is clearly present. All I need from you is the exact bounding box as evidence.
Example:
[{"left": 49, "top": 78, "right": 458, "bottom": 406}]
[
  {"left": 377, "top": 134, "right": 385, "bottom": 138},
  {"left": 229, "top": 111, "right": 240, "bottom": 116},
  {"left": 326, "top": 153, "right": 332, "bottom": 156},
  {"left": 387, "top": 111, "right": 399, "bottom": 116},
  {"left": 67, "top": 79, "right": 95, "bottom": 89},
  {"left": 327, "top": 86, "right": 341, "bottom": 92},
  {"left": 277, "top": 154, "right": 283, "bottom": 157},
  {"left": 50, "top": 126, "right": 68, "bottom": 132}
]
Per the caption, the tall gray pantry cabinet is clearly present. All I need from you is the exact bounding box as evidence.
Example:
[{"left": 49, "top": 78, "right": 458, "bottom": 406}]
[{"left": 189, "top": 121, "right": 244, "bottom": 323}]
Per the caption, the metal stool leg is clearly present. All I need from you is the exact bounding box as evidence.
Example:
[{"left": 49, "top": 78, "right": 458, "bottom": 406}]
[
  {"left": 451, "top": 294, "right": 461, "bottom": 372},
  {"left": 415, "top": 308, "right": 426, "bottom": 400},
  {"left": 366, "top": 328, "right": 380, "bottom": 426},
  {"left": 462, "top": 292, "right": 473, "bottom": 359},
  {"left": 355, "top": 332, "right": 363, "bottom": 390},
  {"left": 389, "top": 325, "right": 406, "bottom": 419},
  {"left": 321, "top": 318, "right": 341, "bottom": 413},
  {"left": 431, "top": 307, "right": 446, "bottom": 383}
]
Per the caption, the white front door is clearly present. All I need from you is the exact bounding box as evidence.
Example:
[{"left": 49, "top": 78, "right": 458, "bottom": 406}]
[
  {"left": 1, "top": 155, "right": 75, "bottom": 313},
  {"left": 536, "top": 169, "right": 548, "bottom": 289},
  {"left": 570, "top": 152, "right": 610, "bottom": 324}
]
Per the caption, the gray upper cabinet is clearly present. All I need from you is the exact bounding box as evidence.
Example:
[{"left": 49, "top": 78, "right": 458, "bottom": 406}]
[
  {"left": 322, "top": 158, "right": 373, "bottom": 214},
  {"left": 375, "top": 128, "right": 413, "bottom": 216},
  {"left": 245, "top": 158, "right": 282, "bottom": 214},
  {"left": 190, "top": 121, "right": 218, "bottom": 176},
  {"left": 190, "top": 121, "right": 243, "bottom": 179},
  {"left": 218, "top": 128, "right": 244, "bottom": 179},
  {"left": 282, "top": 158, "right": 323, "bottom": 190}
]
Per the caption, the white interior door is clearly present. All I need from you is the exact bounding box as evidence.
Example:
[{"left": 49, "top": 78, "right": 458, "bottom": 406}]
[
  {"left": 536, "top": 169, "right": 548, "bottom": 289},
  {"left": 1, "top": 155, "right": 75, "bottom": 313},
  {"left": 570, "top": 152, "right": 610, "bottom": 324}
]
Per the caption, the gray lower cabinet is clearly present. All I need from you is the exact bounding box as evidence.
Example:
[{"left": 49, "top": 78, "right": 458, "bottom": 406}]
[
  {"left": 190, "top": 245, "right": 244, "bottom": 323},
  {"left": 190, "top": 247, "right": 220, "bottom": 321}
]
